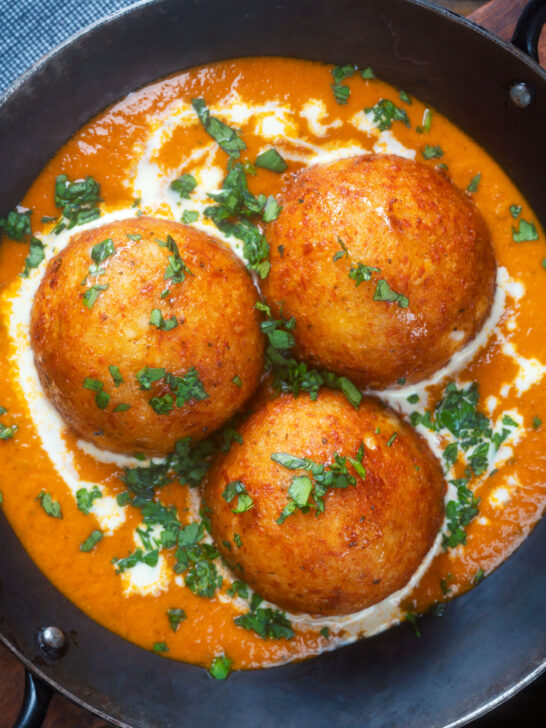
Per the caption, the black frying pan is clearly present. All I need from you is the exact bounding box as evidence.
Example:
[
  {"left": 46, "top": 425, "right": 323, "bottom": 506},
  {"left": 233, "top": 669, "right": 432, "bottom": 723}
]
[{"left": 1, "top": 1, "right": 545, "bottom": 726}]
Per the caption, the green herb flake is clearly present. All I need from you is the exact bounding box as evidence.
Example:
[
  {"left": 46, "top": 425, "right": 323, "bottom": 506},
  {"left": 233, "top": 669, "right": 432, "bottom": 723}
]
[
  {"left": 361, "top": 66, "right": 375, "bottom": 79},
  {"left": 37, "top": 491, "right": 62, "bottom": 519},
  {"left": 262, "top": 195, "right": 282, "bottom": 223},
  {"left": 422, "top": 145, "right": 444, "bottom": 160},
  {"left": 76, "top": 486, "right": 102, "bottom": 515},
  {"left": 53, "top": 174, "right": 101, "bottom": 232},
  {"left": 95, "top": 390, "right": 110, "bottom": 410},
  {"left": 90, "top": 238, "right": 115, "bottom": 265},
  {"left": 509, "top": 204, "right": 522, "bottom": 218},
  {"left": 532, "top": 416, "right": 542, "bottom": 430},
  {"left": 373, "top": 279, "right": 409, "bottom": 308},
  {"left": 365, "top": 99, "right": 410, "bottom": 131},
  {"left": 222, "top": 480, "right": 254, "bottom": 514},
  {"left": 333, "top": 237, "right": 348, "bottom": 262},
  {"left": 0, "top": 209, "right": 32, "bottom": 240},
  {"left": 255, "top": 148, "right": 288, "bottom": 173},
  {"left": 83, "top": 283, "right": 108, "bottom": 308},
  {"left": 153, "top": 642, "right": 169, "bottom": 653},
  {"left": 512, "top": 219, "right": 539, "bottom": 243},
  {"left": 467, "top": 173, "right": 481, "bottom": 194},
  {"left": 209, "top": 654, "right": 232, "bottom": 680},
  {"left": 234, "top": 533, "right": 243, "bottom": 548},
  {"left": 192, "top": 98, "right": 246, "bottom": 158},
  {"left": 80, "top": 529, "right": 103, "bottom": 552},
  {"left": 320, "top": 626, "right": 330, "bottom": 638},
  {"left": 126, "top": 233, "right": 141, "bottom": 241},
  {"left": 349, "top": 262, "right": 380, "bottom": 286},
  {"left": 109, "top": 365, "right": 124, "bottom": 387},
  {"left": 416, "top": 108, "right": 433, "bottom": 134},
  {"left": 234, "top": 606, "right": 294, "bottom": 641},
  {"left": 386, "top": 432, "right": 398, "bottom": 447},
  {"left": 331, "top": 64, "right": 357, "bottom": 104},
  {"left": 149, "top": 308, "right": 179, "bottom": 331},
  {"left": 113, "top": 403, "right": 132, "bottom": 413},
  {"left": 136, "top": 367, "right": 166, "bottom": 390},
  {"left": 232, "top": 375, "right": 242, "bottom": 387},
  {"left": 407, "top": 393, "right": 419, "bottom": 404},
  {"left": 181, "top": 210, "right": 199, "bottom": 224},
  {"left": 399, "top": 89, "right": 412, "bottom": 104},
  {"left": 473, "top": 567, "right": 485, "bottom": 585},
  {"left": 167, "top": 608, "right": 187, "bottom": 632},
  {"left": 170, "top": 174, "right": 197, "bottom": 199},
  {"left": 404, "top": 611, "right": 421, "bottom": 638}
]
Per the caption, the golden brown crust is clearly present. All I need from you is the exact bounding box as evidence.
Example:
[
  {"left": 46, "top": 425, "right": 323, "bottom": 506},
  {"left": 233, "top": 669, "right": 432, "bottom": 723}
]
[
  {"left": 204, "top": 389, "right": 446, "bottom": 616},
  {"left": 30, "top": 216, "right": 264, "bottom": 455},
  {"left": 262, "top": 154, "right": 497, "bottom": 388}
]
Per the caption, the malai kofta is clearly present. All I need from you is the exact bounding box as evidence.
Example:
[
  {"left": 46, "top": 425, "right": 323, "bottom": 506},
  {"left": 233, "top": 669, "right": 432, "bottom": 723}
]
[
  {"left": 30, "top": 216, "right": 264, "bottom": 455},
  {"left": 262, "top": 154, "right": 497, "bottom": 389},
  {"left": 205, "top": 389, "right": 446, "bottom": 615}
]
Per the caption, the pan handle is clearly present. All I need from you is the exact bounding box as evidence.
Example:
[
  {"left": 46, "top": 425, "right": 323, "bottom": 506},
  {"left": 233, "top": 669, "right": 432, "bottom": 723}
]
[
  {"left": 12, "top": 670, "right": 53, "bottom": 728},
  {"left": 511, "top": 0, "right": 546, "bottom": 62}
]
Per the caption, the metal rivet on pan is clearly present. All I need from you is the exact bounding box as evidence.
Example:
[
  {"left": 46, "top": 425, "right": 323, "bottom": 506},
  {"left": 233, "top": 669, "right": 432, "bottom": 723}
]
[
  {"left": 37, "top": 626, "right": 67, "bottom": 658},
  {"left": 509, "top": 81, "right": 534, "bottom": 108}
]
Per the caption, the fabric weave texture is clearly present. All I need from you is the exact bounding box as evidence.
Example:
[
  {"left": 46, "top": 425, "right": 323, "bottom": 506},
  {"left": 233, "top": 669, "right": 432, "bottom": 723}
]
[{"left": 0, "top": 0, "right": 140, "bottom": 93}]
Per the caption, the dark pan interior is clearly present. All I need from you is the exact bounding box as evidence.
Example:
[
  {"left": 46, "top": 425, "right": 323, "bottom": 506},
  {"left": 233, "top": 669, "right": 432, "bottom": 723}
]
[{"left": 0, "top": 1, "right": 545, "bottom": 727}]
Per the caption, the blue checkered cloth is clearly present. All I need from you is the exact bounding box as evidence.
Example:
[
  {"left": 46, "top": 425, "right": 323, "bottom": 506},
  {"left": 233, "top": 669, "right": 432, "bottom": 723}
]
[{"left": 0, "top": 0, "right": 140, "bottom": 94}]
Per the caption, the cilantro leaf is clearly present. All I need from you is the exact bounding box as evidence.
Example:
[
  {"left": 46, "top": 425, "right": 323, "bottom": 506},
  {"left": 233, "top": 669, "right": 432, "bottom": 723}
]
[
  {"left": 209, "top": 655, "right": 232, "bottom": 680},
  {"left": 76, "top": 486, "right": 102, "bottom": 515},
  {"left": 365, "top": 99, "right": 410, "bottom": 131},
  {"left": 373, "top": 279, "right": 409, "bottom": 308},
  {"left": 167, "top": 608, "right": 187, "bottom": 632},
  {"left": 422, "top": 145, "right": 444, "bottom": 160},
  {"left": 234, "top": 606, "right": 294, "bottom": 640},
  {"left": 192, "top": 98, "right": 246, "bottom": 158},
  {"left": 222, "top": 480, "right": 254, "bottom": 513},
  {"left": 349, "top": 262, "right": 380, "bottom": 286},
  {"left": 80, "top": 529, "right": 103, "bottom": 552},
  {"left": 83, "top": 283, "right": 108, "bottom": 308},
  {"left": 512, "top": 219, "right": 539, "bottom": 242},
  {"left": 53, "top": 174, "right": 101, "bottom": 232},
  {"left": 170, "top": 174, "right": 197, "bottom": 199},
  {"left": 467, "top": 173, "right": 481, "bottom": 193},
  {"left": 90, "top": 238, "right": 115, "bottom": 264},
  {"left": 255, "top": 148, "right": 287, "bottom": 173},
  {"left": 149, "top": 308, "right": 179, "bottom": 331},
  {"left": 37, "top": 491, "right": 62, "bottom": 518}
]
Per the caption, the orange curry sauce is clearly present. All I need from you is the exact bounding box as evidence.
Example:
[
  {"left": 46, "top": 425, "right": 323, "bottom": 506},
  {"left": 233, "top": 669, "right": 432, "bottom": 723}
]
[{"left": 0, "top": 58, "right": 545, "bottom": 670}]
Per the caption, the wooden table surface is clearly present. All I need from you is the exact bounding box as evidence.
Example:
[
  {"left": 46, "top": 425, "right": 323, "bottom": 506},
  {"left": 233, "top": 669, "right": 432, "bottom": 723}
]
[{"left": 1, "top": 1, "right": 544, "bottom": 726}]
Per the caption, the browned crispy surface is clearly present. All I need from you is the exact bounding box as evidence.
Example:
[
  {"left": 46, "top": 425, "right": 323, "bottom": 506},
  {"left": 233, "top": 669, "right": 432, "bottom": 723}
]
[
  {"left": 204, "top": 389, "right": 446, "bottom": 616},
  {"left": 262, "top": 154, "right": 496, "bottom": 388},
  {"left": 30, "top": 216, "right": 264, "bottom": 455}
]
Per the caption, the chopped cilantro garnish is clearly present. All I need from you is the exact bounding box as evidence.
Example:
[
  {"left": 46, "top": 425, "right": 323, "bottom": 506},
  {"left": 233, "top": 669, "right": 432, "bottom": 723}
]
[
  {"left": 386, "top": 432, "right": 398, "bottom": 447},
  {"left": 80, "top": 529, "right": 103, "bottom": 552},
  {"left": 333, "top": 237, "right": 348, "bottom": 262},
  {"left": 83, "top": 377, "right": 110, "bottom": 409},
  {"left": 76, "top": 486, "right": 102, "bottom": 515},
  {"left": 416, "top": 108, "right": 432, "bottom": 134},
  {"left": 443, "top": 442, "right": 458, "bottom": 466},
  {"left": 422, "top": 145, "right": 444, "bottom": 160},
  {"left": 37, "top": 491, "right": 62, "bottom": 518},
  {"left": 512, "top": 219, "right": 539, "bottom": 242},
  {"left": 365, "top": 99, "right": 410, "bottom": 131},
  {"left": 262, "top": 195, "right": 282, "bottom": 223},
  {"left": 126, "top": 233, "right": 141, "bottom": 241},
  {"left": 533, "top": 416, "right": 542, "bottom": 430},
  {"left": 192, "top": 98, "right": 246, "bottom": 158},
  {"left": 181, "top": 210, "right": 199, "bottom": 224},
  {"left": 83, "top": 283, "right": 108, "bottom": 308},
  {"left": 0, "top": 422, "right": 18, "bottom": 440},
  {"left": 108, "top": 365, "right": 124, "bottom": 387},
  {"left": 149, "top": 308, "right": 179, "bottom": 331},
  {"left": 443, "top": 473, "right": 480, "bottom": 548},
  {"left": 90, "top": 238, "right": 115, "bottom": 264},
  {"left": 407, "top": 393, "right": 419, "bottom": 404},
  {"left": 113, "top": 403, "right": 131, "bottom": 413},
  {"left": 349, "top": 262, "right": 380, "bottom": 286},
  {"left": 113, "top": 548, "right": 159, "bottom": 573},
  {"left": 399, "top": 89, "right": 412, "bottom": 104},
  {"left": 331, "top": 64, "right": 357, "bottom": 104},
  {"left": 320, "top": 626, "right": 330, "bottom": 638},
  {"left": 167, "top": 608, "right": 187, "bottom": 632},
  {"left": 227, "top": 580, "right": 248, "bottom": 598},
  {"left": 136, "top": 367, "right": 166, "bottom": 390},
  {"left": 467, "top": 173, "right": 481, "bottom": 193},
  {"left": 222, "top": 480, "right": 254, "bottom": 513},
  {"left": 473, "top": 567, "right": 485, "bottom": 584},
  {"left": 373, "top": 279, "right": 409, "bottom": 308},
  {"left": 255, "top": 148, "right": 287, "bottom": 173},
  {"left": 153, "top": 642, "right": 169, "bottom": 653},
  {"left": 209, "top": 655, "right": 232, "bottom": 680},
  {"left": 185, "top": 559, "right": 223, "bottom": 598},
  {"left": 53, "top": 174, "right": 101, "bottom": 232},
  {"left": 440, "top": 573, "right": 453, "bottom": 595},
  {"left": 272, "top": 450, "right": 357, "bottom": 523},
  {"left": 234, "top": 533, "right": 243, "bottom": 548},
  {"left": 170, "top": 173, "right": 197, "bottom": 199},
  {"left": 204, "top": 161, "right": 270, "bottom": 278},
  {"left": 0, "top": 209, "right": 32, "bottom": 240},
  {"left": 232, "top": 375, "right": 242, "bottom": 387},
  {"left": 234, "top": 603, "right": 294, "bottom": 640},
  {"left": 361, "top": 66, "right": 375, "bottom": 79},
  {"left": 509, "top": 204, "right": 522, "bottom": 218},
  {"left": 160, "top": 234, "right": 193, "bottom": 284}
]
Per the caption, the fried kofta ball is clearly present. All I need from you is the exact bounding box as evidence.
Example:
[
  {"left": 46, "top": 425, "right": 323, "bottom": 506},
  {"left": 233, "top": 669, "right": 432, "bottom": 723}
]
[
  {"left": 30, "top": 217, "right": 264, "bottom": 455},
  {"left": 262, "top": 154, "right": 496, "bottom": 389},
  {"left": 204, "top": 389, "right": 445, "bottom": 616}
]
